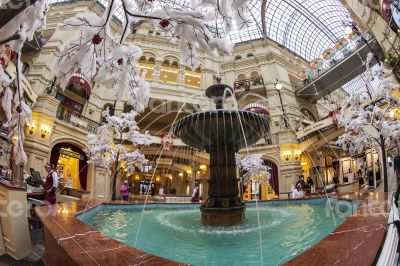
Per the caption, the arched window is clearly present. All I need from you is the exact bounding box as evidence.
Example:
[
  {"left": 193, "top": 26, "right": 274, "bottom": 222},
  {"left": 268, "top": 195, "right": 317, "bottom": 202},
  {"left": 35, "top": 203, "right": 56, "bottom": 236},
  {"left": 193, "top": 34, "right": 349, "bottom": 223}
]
[
  {"left": 184, "top": 65, "right": 201, "bottom": 88},
  {"left": 123, "top": 102, "right": 133, "bottom": 113},
  {"left": 250, "top": 71, "right": 259, "bottom": 79},
  {"left": 102, "top": 103, "right": 115, "bottom": 123},
  {"left": 171, "top": 61, "right": 179, "bottom": 68},
  {"left": 138, "top": 55, "right": 155, "bottom": 81},
  {"left": 139, "top": 56, "right": 146, "bottom": 63},
  {"left": 160, "top": 59, "right": 178, "bottom": 84},
  {"left": 162, "top": 59, "right": 170, "bottom": 67},
  {"left": 247, "top": 53, "right": 254, "bottom": 57},
  {"left": 250, "top": 71, "right": 262, "bottom": 86},
  {"left": 234, "top": 55, "right": 242, "bottom": 60},
  {"left": 237, "top": 74, "right": 246, "bottom": 81}
]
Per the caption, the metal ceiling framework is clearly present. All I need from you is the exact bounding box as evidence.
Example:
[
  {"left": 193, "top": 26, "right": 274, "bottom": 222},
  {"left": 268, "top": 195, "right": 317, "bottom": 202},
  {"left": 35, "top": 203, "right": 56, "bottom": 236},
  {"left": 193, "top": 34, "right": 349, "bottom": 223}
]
[
  {"left": 49, "top": 0, "right": 353, "bottom": 62},
  {"left": 49, "top": 0, "right": 379, "bottom": 98},
  {"left": 232, "top": 0, "right": 352, "bottom": 61}
]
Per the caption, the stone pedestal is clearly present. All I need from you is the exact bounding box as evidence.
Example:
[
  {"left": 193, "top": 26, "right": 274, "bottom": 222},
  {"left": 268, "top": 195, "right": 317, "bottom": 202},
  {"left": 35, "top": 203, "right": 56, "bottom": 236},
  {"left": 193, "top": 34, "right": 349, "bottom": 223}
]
[
  {"left": 200, "top": 145, "right": 245, "bottom": 225},
  {"left": 200, "top": 205, "right": 245, "bottom": 226}
]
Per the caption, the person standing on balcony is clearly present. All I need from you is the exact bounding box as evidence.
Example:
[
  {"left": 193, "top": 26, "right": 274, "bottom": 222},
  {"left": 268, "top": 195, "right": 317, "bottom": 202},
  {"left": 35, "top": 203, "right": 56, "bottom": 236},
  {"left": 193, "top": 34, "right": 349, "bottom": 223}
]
[{"left": 42, "top": 163, "right": 59, "bottom": 205}]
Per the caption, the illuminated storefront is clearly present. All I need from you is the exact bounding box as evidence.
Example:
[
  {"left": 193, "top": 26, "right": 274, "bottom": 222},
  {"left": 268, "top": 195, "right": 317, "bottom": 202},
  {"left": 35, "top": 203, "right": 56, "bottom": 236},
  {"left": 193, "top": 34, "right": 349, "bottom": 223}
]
[{"left": 50, "top": 143, "right": 88, "bottom": 191}]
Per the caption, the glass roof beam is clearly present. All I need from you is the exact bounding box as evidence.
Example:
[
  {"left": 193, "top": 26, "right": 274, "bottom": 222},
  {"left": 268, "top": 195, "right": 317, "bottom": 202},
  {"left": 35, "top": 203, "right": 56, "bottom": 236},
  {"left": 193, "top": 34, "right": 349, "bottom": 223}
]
[{"left": 280, "top": 0, "right": 338, "bottom": 43}]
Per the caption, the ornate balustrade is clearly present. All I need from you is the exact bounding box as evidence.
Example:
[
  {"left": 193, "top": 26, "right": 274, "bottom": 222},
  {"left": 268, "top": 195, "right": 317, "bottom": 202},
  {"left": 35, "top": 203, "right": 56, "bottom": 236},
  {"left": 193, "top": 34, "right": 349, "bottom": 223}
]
[
  {"left": 56, "top": 105, "right": 100, "bottom": 134},
  {"left": 233, "top": 77, "right": 264, "bottom": 91}
]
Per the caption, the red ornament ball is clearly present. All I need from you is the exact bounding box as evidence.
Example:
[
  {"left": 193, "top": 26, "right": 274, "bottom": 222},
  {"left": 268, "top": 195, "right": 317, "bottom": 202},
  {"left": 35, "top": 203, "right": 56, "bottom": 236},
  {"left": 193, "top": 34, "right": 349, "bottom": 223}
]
[
  {"left": 159, "top": 19, "right": 170, "bottom": 29},
  {"left": 92, "top": 34, "right": 103, "bottom": 45},
  {"left": 9, "top": 51, "right": 17, "bottom": 61},
  {"left": 16, "top": 105, "right": 22, "bottom": 113},
  {"left": 117, "top": 58, "right": 123, "bottom": 65}
]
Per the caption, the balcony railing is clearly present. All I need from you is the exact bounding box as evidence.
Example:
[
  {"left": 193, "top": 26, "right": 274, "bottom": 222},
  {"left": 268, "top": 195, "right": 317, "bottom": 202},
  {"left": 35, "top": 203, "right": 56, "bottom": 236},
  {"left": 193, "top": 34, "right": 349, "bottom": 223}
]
[
  {"left": 299, "top": 33, "right": 375, "bottom": 87},
  {"left": 56, "top": 105, "right": 100, "bottom": 134},
  {"left": 233, "top": 77, "right": 264, "bottom": 91}
]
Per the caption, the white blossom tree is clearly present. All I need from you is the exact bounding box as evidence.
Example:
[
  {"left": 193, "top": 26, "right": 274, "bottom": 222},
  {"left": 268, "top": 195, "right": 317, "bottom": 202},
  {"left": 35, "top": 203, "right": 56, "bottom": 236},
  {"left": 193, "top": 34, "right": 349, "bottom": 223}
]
[
  {"left": 336, "top": 56, "right": 400, "bottom": 192},
  {"left": 0, "top": 0, "right": 47, "bottom": 165},
  {"left": 85, "top": 109, "right": 151, "bottom": 199},
  {"left": 52, "top": 0, "right": 252, "bottom": 199},
  {"left": 52, "top": 0, "right": 252, "bottom": 107},
  {"left": 0, "top": 0, "right": 253, "bottom": 184},
  {"left": 236, "top": 154, "right": 271, "bottom": 188}
]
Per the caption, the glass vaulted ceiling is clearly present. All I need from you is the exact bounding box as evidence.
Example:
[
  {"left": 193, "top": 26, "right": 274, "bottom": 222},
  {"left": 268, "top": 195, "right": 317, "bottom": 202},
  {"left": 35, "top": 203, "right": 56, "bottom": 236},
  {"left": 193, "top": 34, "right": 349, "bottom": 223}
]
[
  {"left": 229, "top": 0, "right": 352, "bottom": 61},
  {"left": 49, "top": 0, "right": 353, "bottom": 62}
]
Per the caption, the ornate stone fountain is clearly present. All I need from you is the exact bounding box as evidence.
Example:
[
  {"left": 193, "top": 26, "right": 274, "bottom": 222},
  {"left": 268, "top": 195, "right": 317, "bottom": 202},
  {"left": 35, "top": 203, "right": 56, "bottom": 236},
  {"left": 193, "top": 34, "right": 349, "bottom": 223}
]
[{"left": 172, "top": 79, "right": 268, "bottom": 225}]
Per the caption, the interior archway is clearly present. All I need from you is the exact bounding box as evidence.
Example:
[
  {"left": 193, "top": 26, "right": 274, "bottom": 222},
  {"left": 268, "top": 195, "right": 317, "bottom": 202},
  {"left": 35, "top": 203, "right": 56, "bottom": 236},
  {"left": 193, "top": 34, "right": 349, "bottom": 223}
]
[{"left": 50, "top": 142, "right": 88, "bottom": 191}]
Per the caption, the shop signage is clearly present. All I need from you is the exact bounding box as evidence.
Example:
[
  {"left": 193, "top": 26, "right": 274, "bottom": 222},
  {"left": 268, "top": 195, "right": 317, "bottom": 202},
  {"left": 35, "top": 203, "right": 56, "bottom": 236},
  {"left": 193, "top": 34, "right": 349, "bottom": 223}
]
[
  {"left": 296, "top": 116, "right": 334, "bottom": 140},
  {"left": 156, "top": 158, "right": 172, "bottom": 165},
  {"left": 59, "top": 148, "right": 84, "bottom": 160}
]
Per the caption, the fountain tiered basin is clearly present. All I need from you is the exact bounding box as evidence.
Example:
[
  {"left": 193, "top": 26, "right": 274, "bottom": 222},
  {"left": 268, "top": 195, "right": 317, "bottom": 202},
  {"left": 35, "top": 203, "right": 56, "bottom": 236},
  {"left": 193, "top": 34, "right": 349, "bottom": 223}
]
[{"left": 172, "top": 82, "right": 269, "bottom": 225}]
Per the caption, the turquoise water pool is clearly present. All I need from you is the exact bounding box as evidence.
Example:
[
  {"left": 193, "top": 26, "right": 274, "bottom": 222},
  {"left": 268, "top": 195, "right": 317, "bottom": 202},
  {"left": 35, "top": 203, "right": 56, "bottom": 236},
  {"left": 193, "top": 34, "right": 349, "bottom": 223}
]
[{"left": 78, "top": 199, "right": 355, "bottom": 265}]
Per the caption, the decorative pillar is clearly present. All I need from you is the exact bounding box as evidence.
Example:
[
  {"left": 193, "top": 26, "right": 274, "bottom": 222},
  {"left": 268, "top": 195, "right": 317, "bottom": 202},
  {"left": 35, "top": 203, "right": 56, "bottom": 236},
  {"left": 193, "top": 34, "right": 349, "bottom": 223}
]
[
  {"left": 372, "top": 151, "right": 377, "bottom": 189},
  {"left": 339, "top": 159, "right": 344, "bottom": 184},
  {"left": 178, "top": 64, "right": 186, "bottom": 85},
  {"left": 201, "top": 69, "right": 214, "bottom": 89},
  {"left": 153, "top": 60, "right": 162, "bottom": 81}
]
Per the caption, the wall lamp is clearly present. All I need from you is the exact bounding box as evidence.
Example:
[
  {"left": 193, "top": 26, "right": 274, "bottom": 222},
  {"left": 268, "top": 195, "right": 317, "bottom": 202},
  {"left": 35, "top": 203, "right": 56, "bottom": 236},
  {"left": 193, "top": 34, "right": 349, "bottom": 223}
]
[
  {"left": 282, "top": 150, "right": 291, "bottom": 161},
  {"left": 26, "top": 122, "right": 36, "bottom": 135},
  {"left": 199, "top": 164, "right": 207, "bottom": 171},
  {"left": 294, "top": 150, "right": 302, "bottom": 160},
  {"left": 274, "top": 80, "right": 283, "bottom": 90},
  {"left": 274, "top": 79, "right": 289, "bottom": 129},
  {"left": 40, "top": 124, "right": 51, "bottom": 138}
]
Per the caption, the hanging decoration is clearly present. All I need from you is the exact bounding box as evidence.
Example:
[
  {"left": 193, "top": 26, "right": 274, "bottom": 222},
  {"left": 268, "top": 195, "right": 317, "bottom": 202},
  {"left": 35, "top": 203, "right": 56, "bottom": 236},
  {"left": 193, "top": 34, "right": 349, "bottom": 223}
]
[
  {"left": 160, "top": 132, "right": 176, "bottom": 151},
  {"left": 298, "top": 71, "right": 306, "bottom": 78},
  {"left": 310, "top": 58, "right": 324, "bottom": 69},
  {"left": 322, "top": 48, "right": 336, "bottom": 60},
  {"left": 347, "top": 33, "right": 360, "bottom": 41},
  {"left": 335, "top": 38, "right": 348, "bottom": 50},
  {"left": 304, "top": 68, "right": 315, "bottom": 78}
]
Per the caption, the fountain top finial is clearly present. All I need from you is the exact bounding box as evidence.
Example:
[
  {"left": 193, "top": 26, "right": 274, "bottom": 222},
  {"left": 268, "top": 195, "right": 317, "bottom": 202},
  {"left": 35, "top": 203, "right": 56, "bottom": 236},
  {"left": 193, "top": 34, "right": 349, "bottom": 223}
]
[{"left": 205, "top": 77, "right": 233, "bottom": 109}]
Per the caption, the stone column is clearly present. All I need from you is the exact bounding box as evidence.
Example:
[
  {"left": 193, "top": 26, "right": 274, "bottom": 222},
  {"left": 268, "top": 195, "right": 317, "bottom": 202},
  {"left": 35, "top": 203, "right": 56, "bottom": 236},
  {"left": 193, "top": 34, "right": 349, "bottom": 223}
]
[
  {"left": 372, "top": 152, "right": 377, "bottom": 188},
  {"left": 201, "top": 69, "right": 214, "bottom": 89},
  {"left": 178, "top": 64, "right": 186, "bottom": 85},
  {"left": 153, "top": 60, "right": 162, "bottom": 81},
  {"left": 339, "top": 159, "right": 344, "bottom": 184}
]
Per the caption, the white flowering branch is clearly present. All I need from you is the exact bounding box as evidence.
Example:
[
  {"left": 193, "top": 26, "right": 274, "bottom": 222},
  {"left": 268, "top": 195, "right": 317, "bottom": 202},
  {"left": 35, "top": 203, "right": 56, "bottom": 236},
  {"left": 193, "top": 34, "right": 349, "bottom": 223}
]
[
  {"left": 85, "top": 108, "right": 150, "bottom": 199},
  {"left": 0, "top": 0, "right": 47, "bottom": 165},
  {"left": 236, "top": 154, "right": 271, "bottom": 187},
  {"left": 336, "top": 54, "right": 400, "bottom": 191},
  {"left": 53, "top": 0, "right": 251, "bottom": 105}
]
